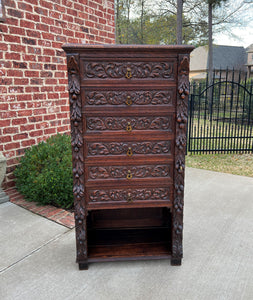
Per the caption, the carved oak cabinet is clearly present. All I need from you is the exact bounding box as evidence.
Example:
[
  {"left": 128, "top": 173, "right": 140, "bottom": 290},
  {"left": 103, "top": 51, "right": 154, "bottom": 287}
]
[{"left": 62, "top": 44, "right": 194, "bottom": 270}]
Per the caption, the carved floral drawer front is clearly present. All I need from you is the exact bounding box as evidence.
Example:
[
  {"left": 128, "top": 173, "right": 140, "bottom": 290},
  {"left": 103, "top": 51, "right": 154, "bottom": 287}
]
[
  {"left": 87, "top": 187, "right": 171, "bottom": 204},
  {"left": 87, "top": 164, "right": 172, "bottom": 181},
  {"left": 84, "top": 89, "right": 175, "bottom": 107},
  {"left": 82, "top": 60, "right": 176, "bottom": 81},
  {"left": 86, "top": 116, "right": 173, "bottom": 132},
  {"left": 87, "top": 141, "right": 172, "bottom": 157}
]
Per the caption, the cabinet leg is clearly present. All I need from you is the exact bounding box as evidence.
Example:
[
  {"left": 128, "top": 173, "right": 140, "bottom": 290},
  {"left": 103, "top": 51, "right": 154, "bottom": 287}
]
[
  {"left": 171, "top": 258, "right": 182, "bottom": 266},
  {"left": 79, "top": 262, "right": 89, "bottom": 270}
]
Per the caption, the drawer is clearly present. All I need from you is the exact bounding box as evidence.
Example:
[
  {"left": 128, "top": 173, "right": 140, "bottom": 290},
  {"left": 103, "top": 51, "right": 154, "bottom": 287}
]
[
  {"left": 87, "top": 164, "right": 173, "bottom": 182},
  {"left": 86, "top": 186, "right": 172, "bottom": 208},
  {"left": 86, "top": 140, "right": 172, "bottom": 157},
  {"left": 82, "top": 88, "right": 176, "bottom": 107},
  {"left": 81, "top": 59, "right": 176, "bottom": 82},
  {"left": 85, "top": 115, "right": 173, "bottom": 133}
]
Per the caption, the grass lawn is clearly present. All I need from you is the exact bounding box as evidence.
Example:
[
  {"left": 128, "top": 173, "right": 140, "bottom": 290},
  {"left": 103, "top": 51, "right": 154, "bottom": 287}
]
[{"left": 185, "top": 153, "right": 253, "bottom": 177}]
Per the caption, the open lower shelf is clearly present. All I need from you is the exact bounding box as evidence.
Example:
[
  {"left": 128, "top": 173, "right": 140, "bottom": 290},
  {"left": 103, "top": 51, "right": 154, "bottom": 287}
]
[{"left": 87, "top": 227, "right": 172, "bottom": 262}]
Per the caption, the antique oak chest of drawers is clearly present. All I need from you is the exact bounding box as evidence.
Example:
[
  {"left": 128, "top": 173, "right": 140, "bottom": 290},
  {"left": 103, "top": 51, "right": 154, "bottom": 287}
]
[{"left": 63, "top": 44, "right": 194, "bottom": 270}]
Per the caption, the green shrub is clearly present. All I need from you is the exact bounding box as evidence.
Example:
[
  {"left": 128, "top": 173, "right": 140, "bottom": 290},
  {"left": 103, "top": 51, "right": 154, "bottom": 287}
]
[{"left": 14, "top": 134, "right": 74, "bottom": 209}]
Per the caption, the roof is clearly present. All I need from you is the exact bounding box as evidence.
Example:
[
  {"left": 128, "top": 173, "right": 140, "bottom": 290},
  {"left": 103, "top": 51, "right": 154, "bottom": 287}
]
[{"left": 190, "top": 45, "right": 247, "bottom": 71}]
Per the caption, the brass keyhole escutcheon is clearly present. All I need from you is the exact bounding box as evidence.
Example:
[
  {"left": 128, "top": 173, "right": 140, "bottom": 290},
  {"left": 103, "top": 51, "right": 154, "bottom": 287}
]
[
  {"left": 126, "top": 96, "right": 132, "bottom": 106},
  {"left": 127, "top": 147, "right": 133, "bottom": 157},
  {"left": 126, "top": 122, "right": 132, "bottom": 132},
  {"left": 127, "top": 192, "right": 133, "bottom": 203},
  {"left": 125, "top": 68, "right": 132, "bottom": 79},
  {"left": 126, "top": 170, "right": 133, "bottom": 180}
]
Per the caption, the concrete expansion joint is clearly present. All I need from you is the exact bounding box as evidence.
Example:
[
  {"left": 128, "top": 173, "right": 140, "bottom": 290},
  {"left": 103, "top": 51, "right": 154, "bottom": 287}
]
[{"left": 0, "top": 229, "right": 73, "bottom": 274}]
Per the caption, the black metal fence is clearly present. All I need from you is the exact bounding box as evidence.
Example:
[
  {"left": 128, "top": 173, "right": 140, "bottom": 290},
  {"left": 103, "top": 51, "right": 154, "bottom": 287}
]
[{"left": 187, "top": 69, "right": 253, "bottom": 154}]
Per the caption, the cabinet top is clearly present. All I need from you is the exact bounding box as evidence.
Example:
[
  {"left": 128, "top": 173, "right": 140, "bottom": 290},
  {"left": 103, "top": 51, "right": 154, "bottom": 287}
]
[{"left": 62, "top": 43, "right": 194, "bottom": 54}]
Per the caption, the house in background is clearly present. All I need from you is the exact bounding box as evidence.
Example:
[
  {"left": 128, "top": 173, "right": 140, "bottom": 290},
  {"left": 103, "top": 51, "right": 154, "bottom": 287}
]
[
  {"left": 190, "top": 45, "right": 248, "bottom": 81},
  {"left": 246, "top": 44, "right": 253, "bottom": 78}
]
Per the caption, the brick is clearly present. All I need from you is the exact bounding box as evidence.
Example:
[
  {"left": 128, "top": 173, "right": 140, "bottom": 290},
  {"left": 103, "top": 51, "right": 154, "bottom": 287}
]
[
  {"left": 9, "top": 26, "right": 26, "bottom": 35},
  {"left": 18, "top": 110, "right": 32, "bottom": 117},
  {"left": 13, "top": 61, "right": 27, "bottom": 69},
  {"left": 28, "top": 116, "right": 43, "bottom": 123},
  {"left": 25, "top": 12, "right": 40, "bottom": 22},
  {"left": 20, "top": 20, "right": 35, "bottom": 30},
  {"left": 10, "top": 45, "right": 25, "bottom": 53},
  {"left": 40, "top": 0, "right": 53, "bottom": 9},
  {"left": 36, "top": 23, "right": 49, "bottom": 32},
  {"left": 7, "top": 8, "right": 24, "bottom": 18},
  {"left": 4, "top": 35, "right": 21, "bottom": 43},
  {"left": 29, "top": 130, "right": 43, "bottom": 137},
  {"left": 40, "top": 16, "right": 54, "bottom": 26},
  {"left": 34, "top": 6, "right": 48, "bottom": 16},
  {"left": 21, "top": 139, "right": 36, "bottom": 147},
  {"left": 14, "top": 78, "right": 29, "bottom": 85},
  {"left": 3, "top": 127, "right": 19, "bottom": 134},
  {"left": 5, "top": 52, "right": 21, "bottom": 60},
  {"left": 12, "top": 118, "right": 27, "bottom": 125},
  {"left": 25, "top": 86, "right": 40, "bottom": 93},
  {"left": 13, "top": 133, "right": 29, "bottom": 141},
  {"left": 26, "top": 30, "right": 41, "bottom": 39},
  {"left": 20, "top": 124, "right": 35, "bottom": 131},
  {"left": 25, "top": 70, "right": 40, "bottom": 77},
  {"left": 23, "top": 37, "right": 37, "bottom": 45},
  {"left": 28, "top": 47, "right": 41, "bottom": 55},
  {"left": 4, "top": 142, "right": 21, "bottom": 151}
]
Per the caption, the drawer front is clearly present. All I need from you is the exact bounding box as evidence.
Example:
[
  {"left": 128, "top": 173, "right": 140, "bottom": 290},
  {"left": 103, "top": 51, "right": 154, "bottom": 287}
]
[
  {"left": 83, "top": 89, "right": 176, "bottom": 107},
  {"left": 81, "top": 59, "right": 176, "bottom": 81},
  {"left": 86, "top": 116, "right": 173, "bottom": 132},
  {"left": 87, "top": 187, "right": 171, "bottom": 204},
  {"left": 86, "top": 140, "right": 172, "bottom": 157},
  {"left": 87, "top": 164, "right": 172, "bottom": 181}
]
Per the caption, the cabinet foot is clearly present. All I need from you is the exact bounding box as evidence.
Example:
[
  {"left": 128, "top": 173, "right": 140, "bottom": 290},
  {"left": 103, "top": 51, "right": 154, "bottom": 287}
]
[
  {"left": 171, "top": 258, "right": 182, "bottom": 266},
  {"left": 79, "top": 262, "right": 88, "bottom": 270}
]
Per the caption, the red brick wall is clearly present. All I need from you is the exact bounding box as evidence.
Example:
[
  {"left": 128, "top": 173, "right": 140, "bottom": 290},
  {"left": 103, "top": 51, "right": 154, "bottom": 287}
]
[{"left": 0, "top": 0, "right": 115, "bottom": 188}]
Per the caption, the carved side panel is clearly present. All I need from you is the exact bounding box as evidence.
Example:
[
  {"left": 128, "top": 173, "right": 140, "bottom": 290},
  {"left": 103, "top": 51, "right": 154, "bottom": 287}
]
[
  {"left": 67, "top": 54, "right": 87, "bottom": 263},
  {"left": 172, "top": 54, "right": 190, "bottom": 260},
  {"left": 88, "top": 165, "right": 171, "bottom": 180},
  {"left": 85, "top": 90, "right": 174, "bottom": 106},
  {"left": 88, "top": 188, "right": 171, "bottom": 203},
  {"left": 83, "top": 61, "right": 175, "bottom": 80},
  {"left": 87, "top": 141, "right": 172, "bottom": 156},
  {"left": 86, "top": 116, "right": 173, "bottom": 132}
]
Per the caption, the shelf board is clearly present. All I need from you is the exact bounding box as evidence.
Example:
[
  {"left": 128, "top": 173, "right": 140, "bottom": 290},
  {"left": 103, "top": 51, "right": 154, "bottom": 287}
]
[{"left": 87, "top": 227, "right": 171, "bottom": 262}]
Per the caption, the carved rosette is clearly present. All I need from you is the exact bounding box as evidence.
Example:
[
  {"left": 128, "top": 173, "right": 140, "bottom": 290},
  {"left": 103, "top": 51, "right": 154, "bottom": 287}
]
[
  {"left": 172, "top": 54, "right": 190, "bottom": 260},
  {"left": 67, "top": 54, "right": 87, "bottom": 262}
]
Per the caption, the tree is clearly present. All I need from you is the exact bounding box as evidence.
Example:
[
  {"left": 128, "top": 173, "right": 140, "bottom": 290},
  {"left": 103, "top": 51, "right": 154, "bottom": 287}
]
[
  {"left": 207, "top": 0, "right": 228, "bottom": 83},
  {"left": 177, "top": 0, "right": 183, "bottom": 44}
]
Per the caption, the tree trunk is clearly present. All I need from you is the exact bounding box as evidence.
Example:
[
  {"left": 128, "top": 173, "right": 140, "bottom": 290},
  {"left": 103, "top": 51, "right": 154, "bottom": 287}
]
[
  {"left": 177, "top": 0, "right": 183, "bottom": 44},
  {"left": 208, "top": 2, "right": 213, "bottom": 84}
]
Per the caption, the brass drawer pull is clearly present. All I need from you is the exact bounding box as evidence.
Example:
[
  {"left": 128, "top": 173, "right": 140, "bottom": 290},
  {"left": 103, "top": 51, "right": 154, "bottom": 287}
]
[
  {"left": 126, "top": 122, "right": 132, "bottom": 132},
  {"left": 126, "top": 170, "right": 133, "bottom": 180},
  {"left": 127, "top": 192, "right": 133, "bottom": 203},
  {"left": 126, "top": 147, "right": 133, "bottom": 157},
  {"left": 126, "top": 96, "right": 132, "bottom": 106},
  {"left": 125, "top": 68, "right": 132, "bottom": 79}
]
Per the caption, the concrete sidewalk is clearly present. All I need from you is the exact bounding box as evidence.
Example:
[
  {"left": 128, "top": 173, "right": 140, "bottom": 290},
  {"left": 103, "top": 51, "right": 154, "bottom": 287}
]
[{"left": 0, "top": 168, "right": 253, "bottom": 300}]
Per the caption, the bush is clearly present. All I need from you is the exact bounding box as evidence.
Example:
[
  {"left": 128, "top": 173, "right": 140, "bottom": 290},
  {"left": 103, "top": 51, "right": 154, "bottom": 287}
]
[{"left": 14, "top": 134, "right": 74, "bottom": 209}]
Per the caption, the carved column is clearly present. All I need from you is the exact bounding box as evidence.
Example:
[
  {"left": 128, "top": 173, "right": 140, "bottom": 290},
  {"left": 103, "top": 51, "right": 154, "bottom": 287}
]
[
  {"left": 172, "top": 54, "right": 190, "bottom": 265},
  {"left": 66, "top": 54, "right": 88, "bottom": 270}
]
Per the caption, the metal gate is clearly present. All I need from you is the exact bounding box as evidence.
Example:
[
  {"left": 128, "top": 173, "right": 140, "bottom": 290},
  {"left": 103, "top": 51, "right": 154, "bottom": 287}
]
[{"left": 187, "top": 70, "right": 253, "bottom": 154}]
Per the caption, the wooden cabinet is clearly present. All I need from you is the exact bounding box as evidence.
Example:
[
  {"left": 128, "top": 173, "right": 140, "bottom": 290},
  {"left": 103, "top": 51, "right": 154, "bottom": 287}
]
[{"left": 63, "top": 44, "right": 194, "bottom": 270}]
